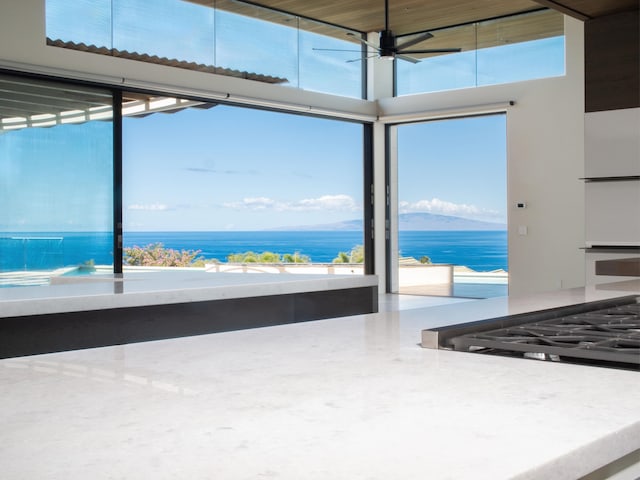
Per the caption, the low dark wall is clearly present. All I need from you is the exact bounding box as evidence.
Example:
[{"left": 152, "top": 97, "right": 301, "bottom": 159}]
[{"left": 0, "top": 286, "right": 377, "bottom": 359}]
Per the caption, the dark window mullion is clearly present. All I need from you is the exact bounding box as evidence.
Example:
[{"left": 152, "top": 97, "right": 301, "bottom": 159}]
[
  {"left": 384, "top": 124, "right": 392, "bottom": 293},
  {"left": 113, "top": 90, "right": 123, "bottom": 275},
  {"left": 363, "top": 123, "right": 374, "bottom": 275}
]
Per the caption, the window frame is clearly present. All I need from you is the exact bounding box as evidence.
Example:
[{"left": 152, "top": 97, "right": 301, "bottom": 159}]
[{"left": 0, "top": 70, "right": 374, "bottom": 277}]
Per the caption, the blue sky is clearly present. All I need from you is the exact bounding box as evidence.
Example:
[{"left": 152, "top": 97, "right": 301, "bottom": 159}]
[
  {"left": 0, "top": 105, "right": 506, "bottom": 232},
  {"left": 123, "top": 107, "right": 506, "bottom": 231},
  {"left": 398, "top": 114, "right": 507, "bottom": 225},
  {"left": 397, "top": 36, "right": 565, "bottom": 95},
  {"left": 122, "top": 106, "right": 363, "bottom": 231}
]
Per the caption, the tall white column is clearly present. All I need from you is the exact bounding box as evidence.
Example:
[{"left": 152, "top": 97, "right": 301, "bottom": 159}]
[{"left": 366, "top": 32, "right": 394, "bottom": 293}]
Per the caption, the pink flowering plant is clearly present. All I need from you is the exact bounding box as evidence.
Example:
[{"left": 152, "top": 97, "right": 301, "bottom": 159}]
[
  {"left": 124, "top": 243, "right": 203, "bottom": 267},
  {"left": 123, "top": 244, "right": 313, "bottom": 267}
]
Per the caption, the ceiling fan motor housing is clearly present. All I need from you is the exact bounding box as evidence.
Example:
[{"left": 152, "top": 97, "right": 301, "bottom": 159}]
[{"left": 379, "top": 30, "right": 396, "bottom": 57}]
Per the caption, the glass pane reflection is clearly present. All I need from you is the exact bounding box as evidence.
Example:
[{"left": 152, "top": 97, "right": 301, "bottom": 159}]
[
  {"left": 0, "top": 75, "right": 114, "bottom": 284},
  {"left": 113, "top": 0, "right": 215, "bottom": 65},
  {"left": 215, "top": 0, "right": 298, "bottom": 85},
  {"left": 396, "top": 9, "right": 565, "bottom": 96},
  {"left": 45, "top": 0, "right": 363, "bottom": 98}
]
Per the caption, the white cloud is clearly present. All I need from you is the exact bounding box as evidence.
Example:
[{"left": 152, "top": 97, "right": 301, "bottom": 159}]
[
  {"left": 223, "top": 194, "right": 359, "bottom": 212},
  {"left": 222, "top": 197, "right": 276, "bottom": 210},
  {"left": 127, "top": 203, "right": 170, "bottom": 211},
  {"left": 399, "top": 197, "right": 503, "bottom": 221},
  {"left": 292, "top": 194, "right": 358, "bottom": 211}
]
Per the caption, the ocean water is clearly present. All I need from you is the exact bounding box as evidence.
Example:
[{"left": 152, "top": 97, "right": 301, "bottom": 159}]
[
  {"left": 0, "top": 230, "right": 507, "bottom": 272},
  {"left": 399, "top": 230, "right": 507, "bottom": 271}
]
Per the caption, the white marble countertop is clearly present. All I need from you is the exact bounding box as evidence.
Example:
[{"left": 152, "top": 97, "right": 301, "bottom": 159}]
[
  {"left": 0, "top": 270, "right": 378, "bottom": 318},
  {"left": 0, "top": 285, "right": 639, "bottom": 479}
]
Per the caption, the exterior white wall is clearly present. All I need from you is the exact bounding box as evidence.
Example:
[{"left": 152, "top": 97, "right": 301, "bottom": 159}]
[
  {"left": 377, "top": 17, "right": 585, "bottom": 295},
  {"left": 0, "top": 1, "right": 586, "bottom": 296}
]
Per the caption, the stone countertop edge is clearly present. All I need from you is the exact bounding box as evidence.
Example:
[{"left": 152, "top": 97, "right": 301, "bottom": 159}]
[
  {"left": 0, "top": 273, "right": 378, "bottom": 318},
  {"left": 512, "top": 421, "right": 640, "bottom": 480}
]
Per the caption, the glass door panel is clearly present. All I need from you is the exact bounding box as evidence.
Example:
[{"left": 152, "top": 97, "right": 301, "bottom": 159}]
[
  {"left": 393, "top": 114, "right": 508, "bottom": 298},
  {"left": 0, "top": 74, "right": 114, "bottom": 286}
]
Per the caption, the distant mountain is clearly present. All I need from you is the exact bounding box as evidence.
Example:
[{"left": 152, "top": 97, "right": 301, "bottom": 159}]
[
  {"left": 272, "top": 213, "right": 506, "bottom": 231},
  {"left": 269, "top": 219, "right": 362, "bottom": 231},
  {"left": 397, "top": 213, "right": 506, "bottom": 231}
]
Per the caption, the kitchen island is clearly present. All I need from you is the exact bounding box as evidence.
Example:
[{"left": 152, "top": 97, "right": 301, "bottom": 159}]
[
  {"left": 0, "top": 281, "right": 638, "bottom": 479},
  {"left": 0, "top": 270, "right": 378, "bottom": 358}
]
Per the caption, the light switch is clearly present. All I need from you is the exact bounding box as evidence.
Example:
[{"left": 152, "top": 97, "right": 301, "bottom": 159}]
[{"left": 518, "top": 225, "right": 528, "bottom": 235}]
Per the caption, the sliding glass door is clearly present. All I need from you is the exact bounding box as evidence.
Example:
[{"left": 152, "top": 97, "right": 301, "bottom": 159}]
[{"left": 0, "top": 74, "right": 114, "bottom": 286}]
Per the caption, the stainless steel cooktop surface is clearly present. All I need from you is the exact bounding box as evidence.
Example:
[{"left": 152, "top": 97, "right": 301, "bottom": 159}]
[{"left": 423, "top": 296, "right": 640, "bottom": 370}]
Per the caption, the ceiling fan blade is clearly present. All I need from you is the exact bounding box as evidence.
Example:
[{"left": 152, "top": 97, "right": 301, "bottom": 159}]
[
  {"left": 399, "top": 48, "right": 462, "bottom": 54},
  {"left": 312, "top": 48, "right": 366, "bottom": 53},
  {"left": 346, "top": 32, "right": 381, "bottom": 51},
  {"left": 396, "top": 54, "right": 421, "bottom": 64},
  {"left": 395, "top": 32, "right": 434, "bottom": 50},
  {"left": 346, "top": 54, "right": 380, "bottom": 64},
  {"left": 315, "top": 1, "right": 459, "bottom": 66}
]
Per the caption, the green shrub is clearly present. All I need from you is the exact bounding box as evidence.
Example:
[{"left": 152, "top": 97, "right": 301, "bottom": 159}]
[
  {"left": 332, "top": 245, "right": 364, "bottom": 264},
  {"left": 282, "top": 252, "right": 310, "bottom": 263},
  {"left": 227, "top": 251, "right": 310, "bottom": 264}
]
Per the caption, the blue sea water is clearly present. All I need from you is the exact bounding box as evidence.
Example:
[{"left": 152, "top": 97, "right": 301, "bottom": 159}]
[{"left": 0, "top": 230, "right": 507, "bottom": 272}]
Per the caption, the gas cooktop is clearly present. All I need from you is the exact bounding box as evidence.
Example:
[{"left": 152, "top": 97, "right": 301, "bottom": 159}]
[{"left": 422, "top": 296, "right": 640, "bottom": 370}]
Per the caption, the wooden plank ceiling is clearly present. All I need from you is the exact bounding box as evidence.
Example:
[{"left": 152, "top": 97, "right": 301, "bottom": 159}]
[
  {"left": 532, "top": 0, "right": 639, "bottom": 20},
  {"left": 190, "top": 0, "right": 639, "bottom": 35}
]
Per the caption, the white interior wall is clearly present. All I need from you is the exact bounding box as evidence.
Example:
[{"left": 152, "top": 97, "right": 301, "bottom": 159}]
[{"left": 0, "top": 1, "right": 586, "bottom": 295}]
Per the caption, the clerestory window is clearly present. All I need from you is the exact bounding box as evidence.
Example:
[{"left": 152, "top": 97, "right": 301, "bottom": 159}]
[
  {"left": 395, "top": 9, "right": 566, "bottom": 96},
  {"left": 45, "top": 0, "right": 364, "bottom": 98}
]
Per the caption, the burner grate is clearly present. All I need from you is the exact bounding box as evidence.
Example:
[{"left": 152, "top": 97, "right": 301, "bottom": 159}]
[{"left": 449, "top": 302, "right": 640, "bottom": 367}]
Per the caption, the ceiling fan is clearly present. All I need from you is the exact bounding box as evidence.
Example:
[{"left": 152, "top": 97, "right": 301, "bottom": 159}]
[{"left": 315, "top": 0, "right": 461, "bottom": 63}]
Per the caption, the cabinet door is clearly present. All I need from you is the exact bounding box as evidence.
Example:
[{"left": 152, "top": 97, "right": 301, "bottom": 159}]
[
  {"left": 585, "top": 108, "right": 640, "bottom": 177},
  {"left": 585, "top": 181, "right": 640, "bottom": 245}
]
